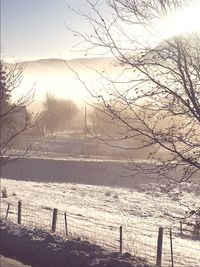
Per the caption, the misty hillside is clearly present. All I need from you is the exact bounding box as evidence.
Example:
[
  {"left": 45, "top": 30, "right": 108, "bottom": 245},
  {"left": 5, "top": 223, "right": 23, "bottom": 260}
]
[
  {"left": 4, "top": 57, "right": 116, "bottom": 74},
  {"left": 3, "top": 57, "right": 119, "bottom": 106}
]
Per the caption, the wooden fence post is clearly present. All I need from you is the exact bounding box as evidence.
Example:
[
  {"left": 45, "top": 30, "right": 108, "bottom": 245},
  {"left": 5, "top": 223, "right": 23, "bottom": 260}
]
[
  {"left": 119, "top": 226, "right": 123, "bottom": 253},
  {"left": 5, "top": 203, "right": 10, "bottom": 219},
  {"left": 156, "top": 227, "right": 164, "bottom": 267},
  {"left": 180, "top": 221, "right": 182, "bottom": 235},
  {"left": 52, "top": 208, "right": 58, "bottom": 232},
  {"left": 18, "top": 201, "right": 22, "bottom": 224},
  {"left": 169, "top": 228, "right": 174, "bottom": 267},
  {"left": 64, "top": 213, "right": 68, "bottom": 236}
]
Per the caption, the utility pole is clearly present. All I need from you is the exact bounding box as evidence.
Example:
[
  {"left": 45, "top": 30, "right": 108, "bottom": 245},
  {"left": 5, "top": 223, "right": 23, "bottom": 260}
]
[{"left": 84, "top": 106, "right": 87, "bottom": 140}]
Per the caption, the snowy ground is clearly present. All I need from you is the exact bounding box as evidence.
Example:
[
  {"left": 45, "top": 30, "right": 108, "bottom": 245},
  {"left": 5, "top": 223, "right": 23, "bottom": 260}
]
[
  {"left": 0, "top": 255, "right": 31, "bottom": 267},
  {"left": 1, "top": 175, "right": 200, "bottom": 267}
]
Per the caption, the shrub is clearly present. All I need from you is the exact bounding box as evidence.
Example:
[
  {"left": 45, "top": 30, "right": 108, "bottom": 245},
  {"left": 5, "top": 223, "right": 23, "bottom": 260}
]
[{"left": 2, "top": 187, "right": 8, "bottom": 198}]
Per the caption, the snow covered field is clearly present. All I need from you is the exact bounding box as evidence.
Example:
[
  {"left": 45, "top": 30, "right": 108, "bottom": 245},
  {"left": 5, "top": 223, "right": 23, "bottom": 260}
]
[{"left": 1, "top": 170, "right": 200, "bottom": 266}]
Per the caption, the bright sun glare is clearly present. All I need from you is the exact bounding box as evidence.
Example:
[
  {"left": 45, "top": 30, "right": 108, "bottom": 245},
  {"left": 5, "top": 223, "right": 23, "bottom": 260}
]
[{"left": 158, "top": 1, "right": 200, "bottom": 39}]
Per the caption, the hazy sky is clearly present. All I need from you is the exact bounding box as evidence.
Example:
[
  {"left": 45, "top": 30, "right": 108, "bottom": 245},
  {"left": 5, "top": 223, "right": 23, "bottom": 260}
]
[
  {"left": 1, "top": 0, "right": 111, "bottom": 105},
  {"left": 2, "top": 0, "right": 200, "bottom": 61},
  {"left": 1, "top": 0, "right": 107, "bottom": 61},
  {"left": 2, "top": 1, "right": 200, "bottom": 105}
]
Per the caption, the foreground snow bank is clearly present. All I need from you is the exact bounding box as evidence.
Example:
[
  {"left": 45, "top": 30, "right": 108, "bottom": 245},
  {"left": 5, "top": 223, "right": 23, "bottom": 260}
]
[
  {"left": 0, "top": 255, "right": 31, "bottom": 267},
  {"left": 0, "top": 220, "right": 154, "bottom": 267}
]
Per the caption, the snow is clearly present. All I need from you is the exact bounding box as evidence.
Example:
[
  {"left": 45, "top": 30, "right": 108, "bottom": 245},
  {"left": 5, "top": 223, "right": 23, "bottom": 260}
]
[
  {"left": 1, "top": 173, "right": 200, "bottom": 266},
  {"left": 0, "top": 255, "right": 31, "bottom": 267}
]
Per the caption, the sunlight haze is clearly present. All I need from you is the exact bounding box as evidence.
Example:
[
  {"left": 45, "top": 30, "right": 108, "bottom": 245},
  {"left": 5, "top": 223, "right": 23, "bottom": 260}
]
[{"left": 156, "top": 1, "right": 200, "bottom": 39}]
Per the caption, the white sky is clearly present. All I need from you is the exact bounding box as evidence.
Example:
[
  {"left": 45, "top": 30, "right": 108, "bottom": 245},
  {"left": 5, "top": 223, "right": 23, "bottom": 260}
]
[{"left": 2, "top": 0, "right": 200, "bottom": 61}]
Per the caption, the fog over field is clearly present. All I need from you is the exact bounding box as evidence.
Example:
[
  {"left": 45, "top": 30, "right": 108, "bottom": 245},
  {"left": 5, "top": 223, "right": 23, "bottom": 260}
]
[{"left": 4, "top": 57, "right": 118, "bottom": 109}]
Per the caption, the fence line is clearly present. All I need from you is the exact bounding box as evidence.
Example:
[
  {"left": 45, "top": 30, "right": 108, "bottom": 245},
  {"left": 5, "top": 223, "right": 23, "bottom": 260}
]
[{"left": 0, "top": 200, "right": 199, "bottom": 267}]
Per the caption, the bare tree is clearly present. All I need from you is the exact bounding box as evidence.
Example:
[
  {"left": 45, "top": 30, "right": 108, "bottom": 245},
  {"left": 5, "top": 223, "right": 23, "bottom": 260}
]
[
  {"left": 0, "top": 60, "right": 34, "bottom": 167},
  {"left": 69, "top": 0, "right": 200, "bottom": 192},
  {"left": 43, "top": 93, "right": 79, "bottom": 136},
  {"left": 43, "top": 93, "right": 58, "bottom": 136}
]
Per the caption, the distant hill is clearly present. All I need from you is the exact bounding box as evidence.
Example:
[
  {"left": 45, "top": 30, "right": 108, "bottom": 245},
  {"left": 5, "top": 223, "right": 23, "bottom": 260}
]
[
  {"left": 3, "top": 57, "right": 116, "bottom": 73},
  {"left": 2, "top": 57, "right": 119, "bottom": 111}
]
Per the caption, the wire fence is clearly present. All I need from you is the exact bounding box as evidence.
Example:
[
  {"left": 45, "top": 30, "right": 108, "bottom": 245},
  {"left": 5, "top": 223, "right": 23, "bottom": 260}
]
[{"left": 0, "top": 200, "right": 199, "bottom": 267}]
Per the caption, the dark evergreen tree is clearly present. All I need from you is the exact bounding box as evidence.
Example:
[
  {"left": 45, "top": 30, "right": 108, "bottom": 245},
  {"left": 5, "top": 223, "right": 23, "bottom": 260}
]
[
  {"left": 0, "top": 60, "right": 34, "bottom": 166},
  {"left": 0, "top": 61, "right": 11, "bottom": 105}
]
